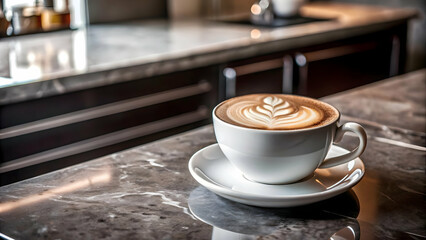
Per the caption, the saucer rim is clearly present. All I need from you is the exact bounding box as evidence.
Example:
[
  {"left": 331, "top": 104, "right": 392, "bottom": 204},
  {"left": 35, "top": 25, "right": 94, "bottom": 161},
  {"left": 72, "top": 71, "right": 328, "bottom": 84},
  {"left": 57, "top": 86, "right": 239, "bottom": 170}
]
[{"left": 188, "top": 143, "right": 365, "bottom": 201}]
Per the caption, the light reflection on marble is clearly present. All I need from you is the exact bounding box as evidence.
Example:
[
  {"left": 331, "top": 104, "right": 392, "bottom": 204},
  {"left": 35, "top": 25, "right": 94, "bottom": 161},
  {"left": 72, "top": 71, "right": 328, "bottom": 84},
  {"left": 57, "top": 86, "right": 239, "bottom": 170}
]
[
  {"left": 0, "top": 3, "right": 417, "bottom": 105},
  {"left": 0, "top": 29, "right": 87, "bottom": 87},
  {"left": 0, "top": 167, "right": 111, "bottom": 213}
]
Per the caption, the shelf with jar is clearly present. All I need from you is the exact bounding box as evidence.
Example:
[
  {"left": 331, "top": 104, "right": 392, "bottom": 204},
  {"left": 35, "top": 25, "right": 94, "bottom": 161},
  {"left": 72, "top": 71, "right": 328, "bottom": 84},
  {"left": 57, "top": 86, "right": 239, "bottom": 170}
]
[{"left": 0, "top": 0, "right": 85, "bottom": 37}]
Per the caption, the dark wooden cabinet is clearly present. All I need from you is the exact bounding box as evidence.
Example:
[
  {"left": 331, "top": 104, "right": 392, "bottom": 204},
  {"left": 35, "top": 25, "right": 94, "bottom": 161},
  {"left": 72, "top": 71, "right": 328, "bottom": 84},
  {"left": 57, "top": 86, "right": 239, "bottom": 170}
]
[
  {"left": 221, "top": 53, "right": 287, "bottom": 99},
  {"left": 0, "top": 66, "right": 219, "bottom": 185},
  {"left": 221, "top": 23, "right": 407, "bottom": 99}
]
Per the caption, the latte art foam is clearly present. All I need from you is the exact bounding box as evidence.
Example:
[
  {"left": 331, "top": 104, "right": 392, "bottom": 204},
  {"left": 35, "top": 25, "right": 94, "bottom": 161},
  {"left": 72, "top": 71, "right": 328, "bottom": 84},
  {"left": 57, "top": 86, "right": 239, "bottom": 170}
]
[{"left": 215, "top": 94, "right": 338, "bottom": 130}]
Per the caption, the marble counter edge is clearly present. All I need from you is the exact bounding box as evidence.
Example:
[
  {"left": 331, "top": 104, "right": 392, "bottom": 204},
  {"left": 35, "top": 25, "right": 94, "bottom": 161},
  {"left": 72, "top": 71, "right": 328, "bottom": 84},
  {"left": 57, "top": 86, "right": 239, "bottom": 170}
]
[{"left": 0, "top": 14, "right": 416, "bottom": 105}]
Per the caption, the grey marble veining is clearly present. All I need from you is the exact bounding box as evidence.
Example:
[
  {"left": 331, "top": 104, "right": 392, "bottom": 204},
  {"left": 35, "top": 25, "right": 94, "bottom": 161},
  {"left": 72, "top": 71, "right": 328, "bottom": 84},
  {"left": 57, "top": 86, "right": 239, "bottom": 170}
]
[
  {"left": 0, "top": 127, "right": 216, "bottom": 239},
  {"left": 323, "top": 69, "right": 426, "bottom": 134},
  {"left": 0, "top": 3, "right": 418, "bottom": 105},
  {"left": 0, "top": 70, "right": 425, "bottom": 239}
]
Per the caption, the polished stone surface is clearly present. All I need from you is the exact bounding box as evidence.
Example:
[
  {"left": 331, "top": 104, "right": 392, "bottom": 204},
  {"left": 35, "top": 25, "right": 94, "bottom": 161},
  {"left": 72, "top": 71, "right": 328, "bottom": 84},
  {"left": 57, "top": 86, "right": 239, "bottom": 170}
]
[
  {"left": 0, "top": 70, "right": 425, "bottom": 239},
  {"left": 0, "top": 3, "right": 418, "bottom": 105},
  {"left": 324, "top": 69, "right": 426, "bottom": 133},
  {"left": 324, "top": 70, "right": 426, "bottom": 148}
]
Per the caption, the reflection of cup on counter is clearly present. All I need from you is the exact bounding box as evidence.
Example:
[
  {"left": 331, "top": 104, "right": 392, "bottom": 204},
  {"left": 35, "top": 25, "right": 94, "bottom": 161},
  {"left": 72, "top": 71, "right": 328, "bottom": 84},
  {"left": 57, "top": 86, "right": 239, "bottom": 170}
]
[
  {"left": 188, "top": 186, "right": 360, "bottom": 240},
  {"left": 212, "top": 228, "right": 256, "bottom": 240}
]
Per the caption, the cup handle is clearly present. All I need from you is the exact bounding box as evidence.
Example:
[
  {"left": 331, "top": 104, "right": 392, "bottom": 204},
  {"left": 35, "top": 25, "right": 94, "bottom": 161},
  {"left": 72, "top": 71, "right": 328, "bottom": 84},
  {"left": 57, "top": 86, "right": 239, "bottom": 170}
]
[{"left": 319, "top": 122, "right": 367, "bottom": 168}]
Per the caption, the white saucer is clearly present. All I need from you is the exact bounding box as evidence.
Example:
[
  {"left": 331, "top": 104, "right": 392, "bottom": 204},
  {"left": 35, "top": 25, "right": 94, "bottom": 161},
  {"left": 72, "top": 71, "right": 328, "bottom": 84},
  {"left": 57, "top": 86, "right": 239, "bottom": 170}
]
[{"left": 188, "top": 144, "right": 365, "bottom": 208}]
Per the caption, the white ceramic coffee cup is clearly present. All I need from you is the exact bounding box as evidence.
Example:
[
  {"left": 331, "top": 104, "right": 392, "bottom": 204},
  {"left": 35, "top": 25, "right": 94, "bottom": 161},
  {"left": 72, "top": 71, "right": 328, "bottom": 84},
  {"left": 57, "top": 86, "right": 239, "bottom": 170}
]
[
  {"left": 272, "top": 0, "right": 306, "bottom": 18},
  {"left": 212, "top": 98, "right": 367, "bottom": 185}
]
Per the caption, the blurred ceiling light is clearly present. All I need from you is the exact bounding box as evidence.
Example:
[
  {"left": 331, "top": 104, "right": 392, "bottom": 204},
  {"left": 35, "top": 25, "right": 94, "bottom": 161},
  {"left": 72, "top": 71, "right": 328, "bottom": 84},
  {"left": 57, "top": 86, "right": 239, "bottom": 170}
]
[{"left": 251, "top": 4, "right": 262, "bottom": 15}]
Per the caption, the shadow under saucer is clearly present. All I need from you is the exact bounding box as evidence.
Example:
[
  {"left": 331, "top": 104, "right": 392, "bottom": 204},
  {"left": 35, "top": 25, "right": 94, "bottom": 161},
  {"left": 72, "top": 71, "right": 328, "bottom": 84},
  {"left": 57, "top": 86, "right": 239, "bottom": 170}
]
[{"left": 188, "top": 186, "right": 360, "bottom": 239}]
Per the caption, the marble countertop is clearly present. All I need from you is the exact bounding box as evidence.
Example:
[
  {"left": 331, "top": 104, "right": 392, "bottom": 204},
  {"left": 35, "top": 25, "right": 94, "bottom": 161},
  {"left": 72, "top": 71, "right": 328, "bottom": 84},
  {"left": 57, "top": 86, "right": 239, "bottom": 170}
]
[
  {"left": 0, "top": 69, "right": 424, "bottom": 239},
  {"left": 0, "top": 2, "right": 418, "bottom": 105}
]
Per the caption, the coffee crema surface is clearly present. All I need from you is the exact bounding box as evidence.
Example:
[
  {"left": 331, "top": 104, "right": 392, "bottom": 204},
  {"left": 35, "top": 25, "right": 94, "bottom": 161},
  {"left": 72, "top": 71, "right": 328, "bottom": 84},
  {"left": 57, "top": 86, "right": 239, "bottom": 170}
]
[{"left": 215, "top": 94, "right": 339, "bottom": 130}]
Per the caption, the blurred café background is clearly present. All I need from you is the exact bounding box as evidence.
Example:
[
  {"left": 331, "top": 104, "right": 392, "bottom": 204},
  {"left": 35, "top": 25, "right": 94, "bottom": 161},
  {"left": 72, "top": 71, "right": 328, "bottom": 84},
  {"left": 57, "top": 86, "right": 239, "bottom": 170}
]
[{"left": 0, "top": 0, "right": 424, "bottom": 185}]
